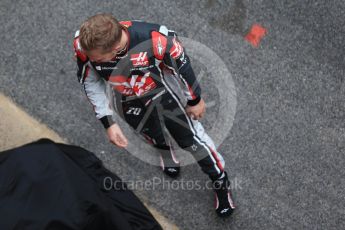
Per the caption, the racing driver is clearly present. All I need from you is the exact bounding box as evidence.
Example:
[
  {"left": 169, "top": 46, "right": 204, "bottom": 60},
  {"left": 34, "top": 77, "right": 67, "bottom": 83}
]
[{"left": 73, "top": 13, "right": 235, "bottom": 217}]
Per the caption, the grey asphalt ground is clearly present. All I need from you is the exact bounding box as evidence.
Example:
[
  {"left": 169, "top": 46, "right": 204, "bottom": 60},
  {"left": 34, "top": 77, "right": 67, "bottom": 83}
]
[{"left": 1, "top": 0, "right": 345, "bottom": 229}]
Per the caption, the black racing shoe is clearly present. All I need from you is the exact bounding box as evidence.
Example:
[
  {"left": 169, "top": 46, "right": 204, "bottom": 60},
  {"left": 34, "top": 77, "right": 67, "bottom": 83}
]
[
  {"left": 213, "top": 172, "right": 235, "bottom": 217},
  {"left": 160, "top": 146, "right": 180, "bottom": 178}
]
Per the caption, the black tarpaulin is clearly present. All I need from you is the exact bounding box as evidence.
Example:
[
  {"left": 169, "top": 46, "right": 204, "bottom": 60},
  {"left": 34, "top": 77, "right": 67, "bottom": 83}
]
[{"left": 0, "top": 139, "right": 162, "bottom": 230}]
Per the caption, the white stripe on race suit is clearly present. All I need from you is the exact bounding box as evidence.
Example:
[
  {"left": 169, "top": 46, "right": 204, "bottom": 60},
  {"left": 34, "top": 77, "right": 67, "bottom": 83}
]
[
  {"left": 228, "top": 193, "right": 235, "bottom": 209},
  {"left": 80, "top": 63, "right": 87, "bottom": 83},
  {"left": 160, "top": 155, "right": 165, "bottom": 170},
  {"left": 156, "top": 60, "right": 221, "bottom": 174},
  {"left": 163, "top": 64, "right": 193, "bottom": 101},
  {"left": 215, "top": 194, "right": 219, "bottom": 209},
  {"left": 191, "top": 119, "right": 225, "bottom": 169},
  {"left": 168, "top": 141, "right": 180, "bottom": 164}
]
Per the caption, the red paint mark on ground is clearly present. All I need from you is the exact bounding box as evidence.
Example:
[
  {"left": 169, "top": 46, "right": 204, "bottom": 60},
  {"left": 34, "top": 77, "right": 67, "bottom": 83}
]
[{"left": 245, "top": 24, "right": 267, "bottom": 47}]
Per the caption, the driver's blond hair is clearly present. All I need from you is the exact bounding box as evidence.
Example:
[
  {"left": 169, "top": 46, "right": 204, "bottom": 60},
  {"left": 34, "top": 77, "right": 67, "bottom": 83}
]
[{"left": 79, "top": 13, "right": 122, "bottom": 53}]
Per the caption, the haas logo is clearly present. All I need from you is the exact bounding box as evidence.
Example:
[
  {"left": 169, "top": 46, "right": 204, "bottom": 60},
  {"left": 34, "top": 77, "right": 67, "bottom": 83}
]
[
  {"left": 130, "top": 52, "right": 149, "bottom": 67},
  {"left": 109, "top": 72, "right": 156, "bottom": 96}
]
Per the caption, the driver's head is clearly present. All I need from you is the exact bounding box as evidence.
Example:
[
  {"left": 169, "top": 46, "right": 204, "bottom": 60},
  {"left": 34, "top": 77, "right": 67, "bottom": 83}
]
[{"left": 79, "top": 13, "right": 123, "bottom": 62}]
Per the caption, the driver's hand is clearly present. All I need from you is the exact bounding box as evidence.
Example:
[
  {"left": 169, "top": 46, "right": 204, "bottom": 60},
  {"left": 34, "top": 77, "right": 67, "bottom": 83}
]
[
  {"left": 107, "top": 123, "right": 128, "bottom": 148},
  {"left": 185, "top": 98, "right": 206, "bottom": 120}
]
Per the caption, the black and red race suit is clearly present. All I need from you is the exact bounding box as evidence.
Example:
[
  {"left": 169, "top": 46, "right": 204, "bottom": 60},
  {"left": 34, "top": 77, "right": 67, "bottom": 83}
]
[{"left": 73, "top": 20, "right": 225, "bottom": 180}]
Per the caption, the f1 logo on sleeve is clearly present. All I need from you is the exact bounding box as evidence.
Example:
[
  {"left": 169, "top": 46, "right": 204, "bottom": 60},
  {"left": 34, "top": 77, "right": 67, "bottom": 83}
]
[{"left": 130, "top": 52, "right": 149, "bottom": 67}]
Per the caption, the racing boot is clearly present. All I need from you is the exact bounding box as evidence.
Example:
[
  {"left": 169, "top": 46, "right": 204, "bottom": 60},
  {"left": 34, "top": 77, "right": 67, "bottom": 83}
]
[
  {"left": 159, "top": 146, "right": 180, "bottom": 178},
  {"left": 213, "top": 171, "right": 235, "bottom": 217}
]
